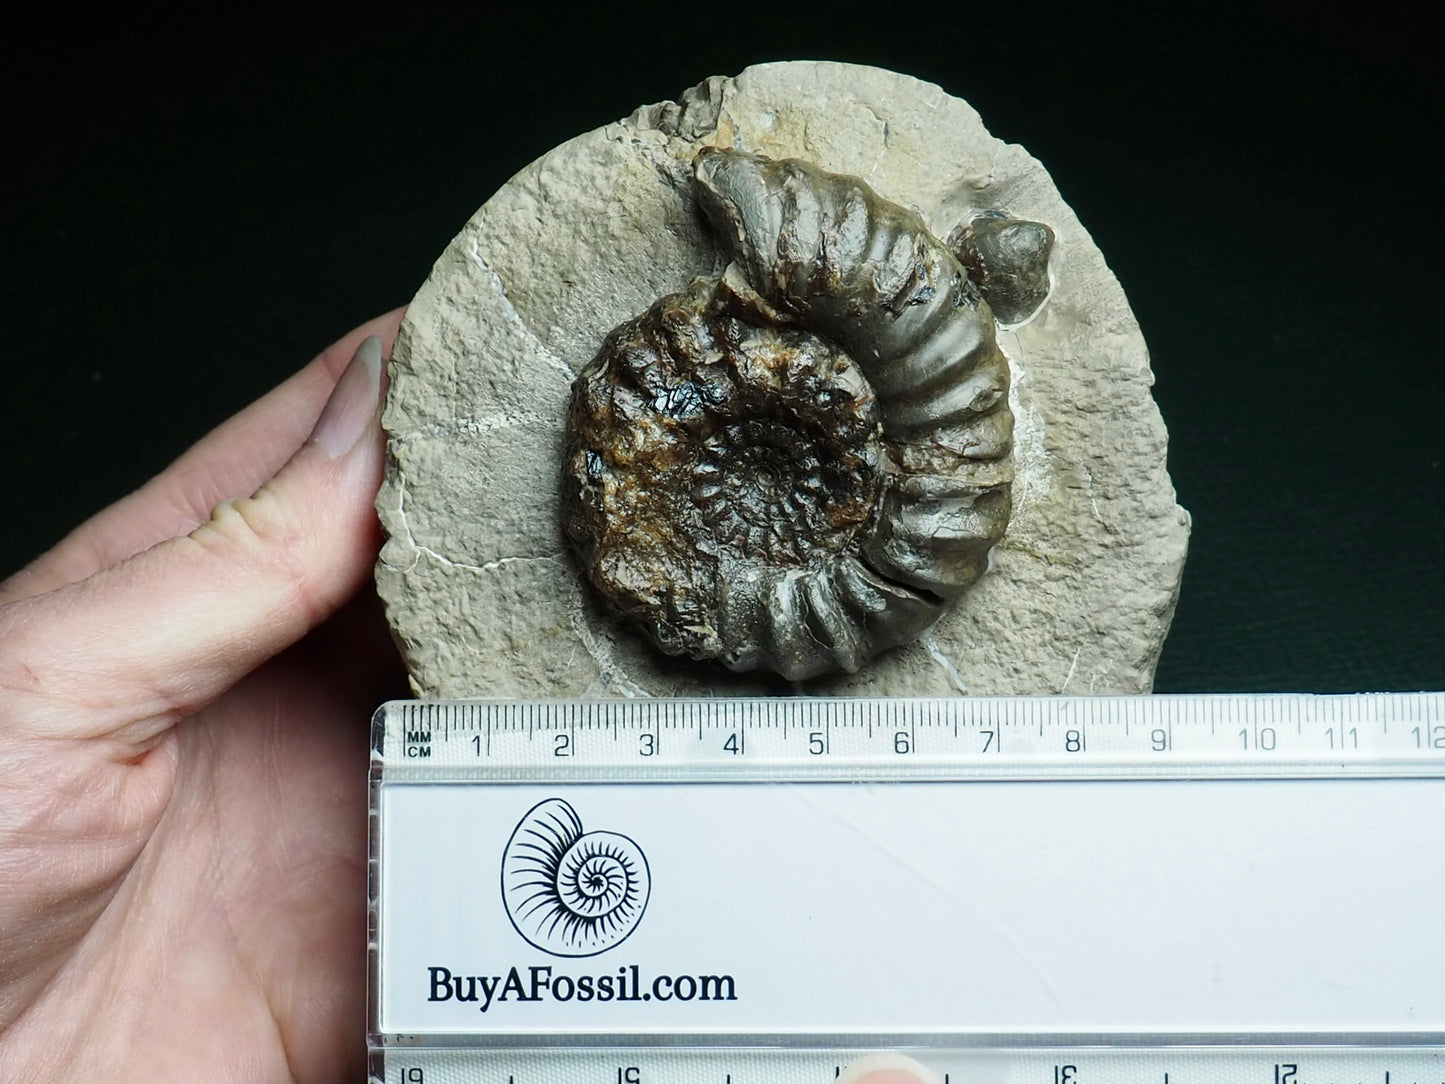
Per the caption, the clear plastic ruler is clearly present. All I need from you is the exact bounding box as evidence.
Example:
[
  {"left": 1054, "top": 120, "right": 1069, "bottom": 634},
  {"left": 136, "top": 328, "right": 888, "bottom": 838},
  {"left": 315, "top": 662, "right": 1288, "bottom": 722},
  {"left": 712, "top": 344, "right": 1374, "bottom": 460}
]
[{"left": 368, "top": 693, "right": 1445, "bottom": 1083}]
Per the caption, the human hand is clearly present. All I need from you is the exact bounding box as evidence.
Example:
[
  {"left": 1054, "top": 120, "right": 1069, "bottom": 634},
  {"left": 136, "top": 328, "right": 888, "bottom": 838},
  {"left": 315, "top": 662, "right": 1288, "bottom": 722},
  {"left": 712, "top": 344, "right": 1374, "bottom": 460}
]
[
  {"left": 0, "top": 313, "right": 952, "bottom": 1082},
  {"left": 0, "top": 312, "right": 407, "bottom": 1081}
]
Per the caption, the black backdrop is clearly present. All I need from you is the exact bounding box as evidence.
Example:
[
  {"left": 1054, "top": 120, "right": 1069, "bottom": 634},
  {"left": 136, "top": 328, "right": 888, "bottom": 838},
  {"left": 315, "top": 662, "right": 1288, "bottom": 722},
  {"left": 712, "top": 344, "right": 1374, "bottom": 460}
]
[{"left": 5, "top": 8, "right": 1441, "bottom": 692}]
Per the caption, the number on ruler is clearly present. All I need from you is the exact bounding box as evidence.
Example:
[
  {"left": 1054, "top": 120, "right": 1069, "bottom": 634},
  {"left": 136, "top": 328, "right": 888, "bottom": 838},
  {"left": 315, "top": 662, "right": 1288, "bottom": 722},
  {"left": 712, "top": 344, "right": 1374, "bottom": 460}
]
[
  {"left": 1240, "top": 727, "right": 1276, "bottom": 751},
  {"left": 554, "top": 732, "right": 571, "bottom": 757},
  {"left": 723, "top": 732, "right": 742, "bottom": 755},
  {"left": 616, "top": 1068, "right": 640, "bottom": 1083},
  {"left": 1414, "top": 725, "right": 1445, "bottom": 749},
  {"left": 1326, "top": 726, "right": 1357, "bottom": 749},
  {"left": 1151, "top": 728, "right": 1169, "bottom": 752},
  {"left": 1064, "top": 729, "right": 1083, "bottom": 753},
  {"left": 894, "top": 731, "right": 912, "bottom": 755},
  {"left": 638, "top": 733, "right": 656, "bottom": 757},
  {"left": 809, "top": 732, "right": 827, "bottom": 755},
  {"left": 981, "top": 729, "right": 997, "bottom": 753},
  {"left": 1054, "top": 1066, "right": 1078, "bottom": 1083},
  {"left": 1274, "top": 1065, "right": 1297, "bottom": 1084}
]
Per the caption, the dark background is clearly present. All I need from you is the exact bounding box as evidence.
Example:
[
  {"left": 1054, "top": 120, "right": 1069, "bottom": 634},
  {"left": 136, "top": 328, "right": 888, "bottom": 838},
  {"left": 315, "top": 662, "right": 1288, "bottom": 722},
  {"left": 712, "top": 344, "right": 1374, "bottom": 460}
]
[{"left": 5, "top": 8, "right": 1440, "bottom": 692}]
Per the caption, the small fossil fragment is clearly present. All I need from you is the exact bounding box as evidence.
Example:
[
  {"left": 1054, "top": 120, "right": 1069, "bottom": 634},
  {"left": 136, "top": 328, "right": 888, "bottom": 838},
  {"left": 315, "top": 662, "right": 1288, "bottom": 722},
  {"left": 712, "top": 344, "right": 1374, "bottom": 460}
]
[
  {"left": 949, "top": 214, "right": 1055, "bottom": 325},
  {"left": 562, "top": 149, "right": 1047, "bottom": 681}
]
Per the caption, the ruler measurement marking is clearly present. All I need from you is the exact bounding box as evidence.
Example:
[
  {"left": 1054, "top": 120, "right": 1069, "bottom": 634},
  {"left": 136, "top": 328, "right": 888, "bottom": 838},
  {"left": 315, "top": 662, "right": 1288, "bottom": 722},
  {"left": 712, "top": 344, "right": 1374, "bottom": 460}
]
[
  {"left": 373, "top": 695, "right": 1445, "bottom": 777},
  {"left": 372, "top": 1048, "right": 1445, "bottom": 1081}
]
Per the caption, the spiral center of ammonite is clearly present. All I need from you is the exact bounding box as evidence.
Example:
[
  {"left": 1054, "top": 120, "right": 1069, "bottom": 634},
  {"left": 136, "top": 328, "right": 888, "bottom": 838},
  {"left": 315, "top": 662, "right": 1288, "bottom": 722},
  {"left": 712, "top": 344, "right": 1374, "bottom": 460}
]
[
  {"left": 578, "top": 858, "right": 619, "bottom": 899},
  {"left": 691, "top": 417, "right": 861, "bottom": 565}
]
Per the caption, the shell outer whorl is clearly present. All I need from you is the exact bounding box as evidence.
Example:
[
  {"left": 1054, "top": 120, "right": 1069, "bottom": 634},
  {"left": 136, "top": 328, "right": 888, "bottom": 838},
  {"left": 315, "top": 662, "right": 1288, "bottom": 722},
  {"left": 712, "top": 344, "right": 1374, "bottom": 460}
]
[{"left": 561, "top": 149, "right": 1023, "bottom": 681}]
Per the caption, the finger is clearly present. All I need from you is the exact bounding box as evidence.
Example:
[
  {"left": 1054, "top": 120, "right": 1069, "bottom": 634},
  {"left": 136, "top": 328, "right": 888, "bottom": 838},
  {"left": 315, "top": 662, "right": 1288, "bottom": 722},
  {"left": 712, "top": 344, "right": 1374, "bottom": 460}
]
[
  {"left": 0, "top": 335, "right": 389, "bottom": 751},
  {"left": 836, "top": 1054, "right": 938, "bottom": 1084},
  {"left": 0, "top": 309, "right": 404, "bottom": 605}
]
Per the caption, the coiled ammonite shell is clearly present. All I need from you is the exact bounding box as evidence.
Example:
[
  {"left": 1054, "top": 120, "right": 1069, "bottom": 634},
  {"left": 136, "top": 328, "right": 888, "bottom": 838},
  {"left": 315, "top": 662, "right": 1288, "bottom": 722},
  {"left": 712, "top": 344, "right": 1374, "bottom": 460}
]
[
  {"left": 563, "top": 148, "right": 1039, "bottom": 681},
  {"left": 501, "top": 798, "right": 650, "bottom": 957}
]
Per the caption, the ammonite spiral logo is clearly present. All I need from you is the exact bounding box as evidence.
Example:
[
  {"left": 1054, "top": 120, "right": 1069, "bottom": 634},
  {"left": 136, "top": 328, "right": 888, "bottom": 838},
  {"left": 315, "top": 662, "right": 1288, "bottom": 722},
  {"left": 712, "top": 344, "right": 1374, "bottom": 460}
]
[{"left": 500, "top": 798, "right": 651, "bottom": 958}]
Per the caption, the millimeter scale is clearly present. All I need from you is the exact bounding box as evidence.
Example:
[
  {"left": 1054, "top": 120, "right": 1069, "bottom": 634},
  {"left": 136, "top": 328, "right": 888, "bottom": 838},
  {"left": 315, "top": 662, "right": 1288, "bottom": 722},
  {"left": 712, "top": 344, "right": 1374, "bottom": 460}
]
[{"left": 368, "top": 693, "right": 1445, "bottom": 1082}]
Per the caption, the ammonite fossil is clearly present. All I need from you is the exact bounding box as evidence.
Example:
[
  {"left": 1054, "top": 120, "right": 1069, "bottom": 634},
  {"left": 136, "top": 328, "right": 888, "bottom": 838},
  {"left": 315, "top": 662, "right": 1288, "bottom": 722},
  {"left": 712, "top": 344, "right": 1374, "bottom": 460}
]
[
  {"left": 563, "top": 149, "right": 1053, "bottom": 682},
  {"left": 501, "top": 798, "right": 650, "bottom": 957},
  {"left": 378, "top": 63, "right": 1191, "bottom": 700}
]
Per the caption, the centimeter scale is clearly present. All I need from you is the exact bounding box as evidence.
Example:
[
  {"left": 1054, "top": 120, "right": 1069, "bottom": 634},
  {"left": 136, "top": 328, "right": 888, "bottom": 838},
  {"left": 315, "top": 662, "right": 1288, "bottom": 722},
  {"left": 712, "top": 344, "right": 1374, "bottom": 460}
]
[{"left": 368, "top": 693, "right": 1445, "bottom": 1083}]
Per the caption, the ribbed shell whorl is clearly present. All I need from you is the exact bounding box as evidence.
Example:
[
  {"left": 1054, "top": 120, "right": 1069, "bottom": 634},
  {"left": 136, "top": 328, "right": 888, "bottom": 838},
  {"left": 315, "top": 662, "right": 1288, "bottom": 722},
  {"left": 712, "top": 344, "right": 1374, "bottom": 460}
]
[{"left": 561, "top": 149, "right": 1016, "bottom": 681}]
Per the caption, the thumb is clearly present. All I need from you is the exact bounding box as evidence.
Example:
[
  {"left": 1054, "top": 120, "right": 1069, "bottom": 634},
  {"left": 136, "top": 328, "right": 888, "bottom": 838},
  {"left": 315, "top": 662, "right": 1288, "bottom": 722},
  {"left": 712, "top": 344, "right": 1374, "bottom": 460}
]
[
  {"left": 0, "top": 335, "right": 388, "bottom": 750},
  {"left": 836, "top": 1055, "right": 939, "bottom": 1084}
]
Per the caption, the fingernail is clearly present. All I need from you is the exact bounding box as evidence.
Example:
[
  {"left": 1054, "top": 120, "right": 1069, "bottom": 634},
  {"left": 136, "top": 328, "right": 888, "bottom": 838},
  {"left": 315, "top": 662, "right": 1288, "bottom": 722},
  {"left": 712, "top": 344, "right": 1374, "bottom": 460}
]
[
  {"left": 310, "top": 335, "right": 384, "bottom": 458},
  {"left": 836, "top": 1053, "right": 938, "bottom": 1084}
]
